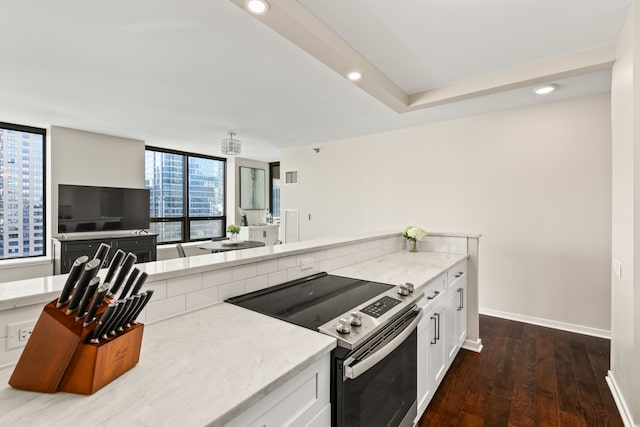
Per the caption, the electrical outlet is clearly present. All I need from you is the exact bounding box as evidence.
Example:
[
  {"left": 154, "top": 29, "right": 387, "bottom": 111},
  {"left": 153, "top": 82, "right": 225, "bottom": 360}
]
[
  {"left": 6, "top": 320, "right": 36, "bottom": 350},
  {"left": 300, "top": 257, "right": 314, "bottom": 271}
]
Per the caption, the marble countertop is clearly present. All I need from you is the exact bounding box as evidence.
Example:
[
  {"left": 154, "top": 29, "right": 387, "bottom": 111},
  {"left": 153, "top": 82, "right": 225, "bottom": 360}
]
[
  {"left": 0, "top": 303, "right": 336, "bottom": 427},
  {"left": 331, "top": 251, "right": 468, "bottom": 290}
]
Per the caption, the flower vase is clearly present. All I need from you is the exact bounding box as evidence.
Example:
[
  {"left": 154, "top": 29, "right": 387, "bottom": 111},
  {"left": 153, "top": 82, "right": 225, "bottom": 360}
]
[
  {"left": 230, "top": 233, "right": 238, "bottom": 242},
  {"left": 409, "top": 240, "right": 418, "bottom": 252}
]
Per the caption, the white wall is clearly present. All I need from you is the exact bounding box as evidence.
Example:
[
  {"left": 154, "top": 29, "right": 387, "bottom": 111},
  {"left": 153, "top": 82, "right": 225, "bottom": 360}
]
[
  {"left": 281, "top": 94, "right": 612, "bottom": 333},
  {"left": 610, "top": 2, "right": 640, "bottom": 424}
]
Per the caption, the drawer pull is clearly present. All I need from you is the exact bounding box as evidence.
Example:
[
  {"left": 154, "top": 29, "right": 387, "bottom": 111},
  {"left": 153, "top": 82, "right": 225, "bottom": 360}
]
[
  {"left": 454, "top": 272, "right": 464, "bottom": 278},
  {"left": 426, "top": 290, "right": 440, "bottom": 300}
]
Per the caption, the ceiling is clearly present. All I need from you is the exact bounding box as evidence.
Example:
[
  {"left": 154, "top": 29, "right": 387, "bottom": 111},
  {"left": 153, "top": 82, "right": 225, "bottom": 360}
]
[{"left": 0, "top": 0, "right": 630, "bottom": 162}]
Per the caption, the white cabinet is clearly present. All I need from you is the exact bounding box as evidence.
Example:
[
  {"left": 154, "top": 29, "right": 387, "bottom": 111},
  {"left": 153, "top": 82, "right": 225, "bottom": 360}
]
[
  {"left": 416, "top": 273, "right": 446, "bottom": 419},
  {"left": 239, "top": 225, "right": 280, "bottom": 246},
  {"left": 224, "top": 354, "right": 330, "bottom": 427},
  {"left": 416, "top": 258, "right": 468, "bottom": 422},
  {"left": 445, "top": 259, "right": 468, "bottom": 366}
]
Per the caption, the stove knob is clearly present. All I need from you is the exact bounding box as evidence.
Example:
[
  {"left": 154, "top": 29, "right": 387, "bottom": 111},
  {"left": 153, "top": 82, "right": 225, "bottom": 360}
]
[
  {"left": 336, "top": 318, "right": 351, "bottom": 334},
  {"left": 405, "top": 282, "right": 414, "bottom": 293},
  {"left": 397, "top": 284, "right": 410, "bottom": 296},
  {"left": 349, "top": 312, "right": 362, "bottom": 326}
]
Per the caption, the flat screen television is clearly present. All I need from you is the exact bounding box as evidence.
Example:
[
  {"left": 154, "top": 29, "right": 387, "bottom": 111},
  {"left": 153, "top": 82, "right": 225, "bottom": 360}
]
[{"left": 58, "top": 184, "right": 150, "bottom": 233}]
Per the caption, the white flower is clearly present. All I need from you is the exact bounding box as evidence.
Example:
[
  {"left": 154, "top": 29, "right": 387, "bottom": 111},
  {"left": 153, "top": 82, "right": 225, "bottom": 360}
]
[{"left": 407, "top": 227, "right": 427, "bottom": 241}]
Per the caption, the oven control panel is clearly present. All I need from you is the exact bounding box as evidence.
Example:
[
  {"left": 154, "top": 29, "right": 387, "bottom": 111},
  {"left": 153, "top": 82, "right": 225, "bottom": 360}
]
[{"left": 360, "top": 296, "right": 401, "bottom": 318}]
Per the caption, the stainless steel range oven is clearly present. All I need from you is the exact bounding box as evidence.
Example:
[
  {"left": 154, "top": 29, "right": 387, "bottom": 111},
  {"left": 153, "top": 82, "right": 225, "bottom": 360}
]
[{"left": 226, "top": 272, "right": 423, "bottom": 427}]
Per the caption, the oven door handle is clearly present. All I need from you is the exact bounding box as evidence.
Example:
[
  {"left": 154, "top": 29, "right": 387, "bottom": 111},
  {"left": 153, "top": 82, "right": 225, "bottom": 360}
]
[{"left": 343, "top": 309, "right": 423, "bottom": 380}]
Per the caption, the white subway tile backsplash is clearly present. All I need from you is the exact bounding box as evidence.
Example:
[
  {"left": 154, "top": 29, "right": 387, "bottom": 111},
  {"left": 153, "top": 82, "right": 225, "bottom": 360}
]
[
  {"left": 311, "top": 250, "right": 327, "bottom": 261},
  {"left": 245, "top": 275, "right": 269, "bottom": 293},
  {"left": 278, "top": 255, "right": 297, "bottom": 271},
  {"left": 203, "top": 268, "right": 233, "bottom": 288},
  {"left": 146, "top": 295, "right": 186, "bottom": 323},
  {"left": 218, "top": 281, "right": 246, "bottom": 300},
  {"left": 145, "top": 281, "right": 168, "bottom": 300},
  {"left": 186, "top": 287, "right": 219, "bottom": 311},
  {"left": 232, "top": 263, "right": 257, "bottom": 281},
  {"left": 287, "top": 268, "right": 307, "bottom": 281},
  {"left": 317, "top": 260, "right": 332, "bottom": 272},
  {"left": 167, "top": 274, "right": 202, "bottom": 298},
  {"left": 268, "top": 270, "right": 288, "bottom": 286},
  {"left": 257, "top": 260, "right": 278, "bottom": 276},
  {"left": 0, "top": 338, "right": 25, "bottom": 368},
  {"left": 426, "top": 235, "right": 442, "bottom": 244}
]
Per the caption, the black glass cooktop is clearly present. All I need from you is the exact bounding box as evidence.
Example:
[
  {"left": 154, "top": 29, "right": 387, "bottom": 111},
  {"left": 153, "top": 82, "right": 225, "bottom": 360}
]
[{"left": 225, "top": 272, "right": 393, "bottom": 330}]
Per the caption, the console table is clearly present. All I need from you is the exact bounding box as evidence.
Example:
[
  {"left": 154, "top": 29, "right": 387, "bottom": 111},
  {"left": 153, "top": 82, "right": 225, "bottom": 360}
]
[{"left": 52, "top": 234, "right": 157, "bottom": 274}]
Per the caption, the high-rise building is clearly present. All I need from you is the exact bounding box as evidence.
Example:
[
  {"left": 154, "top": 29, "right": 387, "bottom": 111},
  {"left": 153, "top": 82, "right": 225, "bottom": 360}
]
[{"left": 0, "top": 126, "right": 45, "bottom": 260}]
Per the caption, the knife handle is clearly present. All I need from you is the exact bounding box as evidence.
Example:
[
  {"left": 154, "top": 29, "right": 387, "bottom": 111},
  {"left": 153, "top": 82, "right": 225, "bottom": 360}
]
[
  {"left": 103, "top": 249, "right": 125, "bottom": 284},
  {"left": 109, "top": 253, "right": 137, "bottom": 295},
  {"left": 83, "top": 284, "right": 109, "bottom": 327},
  {"left": 92, "top": 242, "right": 111, "bottom": 268},
  {"left": 57, "top": 255, "right": 89, "bottom": 308},
  {"left": 130, "top": 271, "right": 149, "bottom": 296},
  {"left": 118, "top": 268, "right": 140, "bottom": 300},
  {"left": 112, "top": 297, "right": 135, "bottom": 335},
  {"left": 66, "top": 259, "right": 102, "bottom": 314},
  {"left": 100, "top": 300, "right": 126, "bottom": 340},
  {"left": 88, "top": 302, "right": 117, "bottom": 344},
  {"left": 122, "top": 293, "right": 144, "bottom": 328},
  {"left": 75, "top": 276, "right": 100, "bottom": 321},
  {"left": 130, "top": 289, "right": 155, "bottom": 325}
]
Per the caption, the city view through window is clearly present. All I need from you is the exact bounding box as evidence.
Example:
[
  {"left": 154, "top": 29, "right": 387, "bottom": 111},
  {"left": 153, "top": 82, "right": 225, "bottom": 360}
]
[
  {"left": 145, "top": 148, "right": 225, "bottom": 243},
  {"left": 0, "top": 123, "right": 46, "bottom": 260}
]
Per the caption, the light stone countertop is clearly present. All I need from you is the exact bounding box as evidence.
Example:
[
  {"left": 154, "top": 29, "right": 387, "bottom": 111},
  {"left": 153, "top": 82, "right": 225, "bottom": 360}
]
[
  {"left": 331, "top": 251, "right": 468, "bottom": 290},
  {"left": 0, "top": 249, "right": 469, "bottom": 426},
  {"left": 0, "top": 303, "right": 336, "bottom": 427}
]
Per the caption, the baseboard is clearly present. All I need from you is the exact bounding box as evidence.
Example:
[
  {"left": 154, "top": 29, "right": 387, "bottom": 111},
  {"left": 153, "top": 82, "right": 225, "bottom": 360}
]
[
  {"left": 462, "top": 338, "right": 483, "bottom": 353},
  {"left": 606, "top": 370, "right": 636, "bottom": 427},
  {"left": 479, "top": 308, "right": 611, "bottom": 339}
]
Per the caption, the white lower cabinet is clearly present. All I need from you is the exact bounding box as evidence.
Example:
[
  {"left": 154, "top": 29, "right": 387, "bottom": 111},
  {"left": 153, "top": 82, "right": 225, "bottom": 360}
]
[
  {"left": 225, "top": 354, "right": 330, "bottom": 427},
  {"left": 416, "top": 259, "right": 469, "bottom": 422}
]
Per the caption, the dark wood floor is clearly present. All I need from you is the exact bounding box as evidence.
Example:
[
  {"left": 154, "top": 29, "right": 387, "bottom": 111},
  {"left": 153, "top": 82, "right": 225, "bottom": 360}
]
[{"left": 418, "top": 315, "right": 624, "bottom": 427}]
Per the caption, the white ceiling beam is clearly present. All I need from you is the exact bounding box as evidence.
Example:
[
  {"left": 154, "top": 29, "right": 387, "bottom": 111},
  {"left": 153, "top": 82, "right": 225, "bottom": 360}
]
[{"left": 230, "top": 0, "right": 615, "bottom": 114}]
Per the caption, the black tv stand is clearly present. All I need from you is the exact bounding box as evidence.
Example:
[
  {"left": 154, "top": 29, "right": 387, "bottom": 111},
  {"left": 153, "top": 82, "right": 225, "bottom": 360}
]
[{"left": 52, "top": 233, "right": 157, "bottom": 274}]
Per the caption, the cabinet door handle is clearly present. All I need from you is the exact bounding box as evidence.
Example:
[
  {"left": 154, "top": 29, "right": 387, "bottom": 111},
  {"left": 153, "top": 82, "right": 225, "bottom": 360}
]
[
  {"left": 455, "top": 272, "right": 464, "bottom": 278},
  {"left": 427, "top": 290, "right": 440, "bottom": 300},
  {"left": 435, "top": 312, "right": 440, "bottom": 341},
  {"left": 457, "top": 288, "right": 464, "bottom": 311},
  {"left": 430, "top": 316, "right": 437, "bottom": 344}
]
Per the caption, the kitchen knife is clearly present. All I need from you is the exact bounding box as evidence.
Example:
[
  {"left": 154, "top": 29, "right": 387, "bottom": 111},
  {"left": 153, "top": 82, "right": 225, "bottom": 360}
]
[
  {"left": 103, "top": 249, "right": 125, "bottom": 284},
  {"left": 74, "top": 276, "right": 100, "bottom": 321},
  {"left": 99, "top": 299, "right": 126, "bottom": 340},
  {"left": 83, "top": 284, "right": 109, "bottom": 327},
  {"left": 129, "top": 289, "right": 155, "bottom": 325},
  {"left": 92, "top": 242, "right": 111, "bottom": 268},
  {"left": 118, "top": 268, "right": 140, "bottom": 300},
  {"left": 108, "top": 252, "right": 137, "bottom": 296},
  {"left": 56, "top": 255, "right": 89, "bottom": 308},
  {"left": 122, "top": 293, "right": 143, "bottom": 328},
  {"left": 111, "top": 297, "right": 135, "bottom": 335},
  {"left": 66, "top": 258, "right": 102, "bottom": 314},
  {"left": 88, "top": 302, "right": 117, "bottom": 344},
  {"left": 130, "top": 271, "right": 149, "bottom": 296}
]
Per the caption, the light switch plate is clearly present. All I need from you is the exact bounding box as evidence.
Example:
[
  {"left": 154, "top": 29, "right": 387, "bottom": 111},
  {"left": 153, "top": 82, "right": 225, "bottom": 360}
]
[
  {"left": 300, "top": 257, "right": 314, "bottom": 271},
  {"left": 6, "top": 319, "right": 37, "bottom": 350},
  {"left": 613, "top": 259, "right": 622, "bottom": 280}
]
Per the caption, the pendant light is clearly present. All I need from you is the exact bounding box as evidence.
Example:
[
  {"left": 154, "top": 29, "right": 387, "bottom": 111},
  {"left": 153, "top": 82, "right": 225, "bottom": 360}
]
[{"left": 221, "top": 132, "right": 241, "bottom": 156}]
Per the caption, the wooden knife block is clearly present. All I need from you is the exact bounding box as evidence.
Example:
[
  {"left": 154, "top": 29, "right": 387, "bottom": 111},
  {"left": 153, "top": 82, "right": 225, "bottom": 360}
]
[{"left": 8, "top": 299, "right": 143, "bottom": 395}]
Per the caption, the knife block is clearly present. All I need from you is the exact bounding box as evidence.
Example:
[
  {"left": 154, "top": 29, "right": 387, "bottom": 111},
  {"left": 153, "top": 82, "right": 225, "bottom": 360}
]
[{"left": 8, "top": 298, "right": 143, "bottom": 395}]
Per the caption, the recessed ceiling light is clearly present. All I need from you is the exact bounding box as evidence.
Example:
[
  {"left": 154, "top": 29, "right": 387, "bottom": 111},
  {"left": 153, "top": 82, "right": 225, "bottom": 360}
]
[
  {"left": 245, "top": 0, "right": 269, "bottom": 15},
  {"left": 347, "top": 71, "right": 363, "bottom": 82},
  {"left": 534, "top": 84, "right": 558, "bottom": 95}
]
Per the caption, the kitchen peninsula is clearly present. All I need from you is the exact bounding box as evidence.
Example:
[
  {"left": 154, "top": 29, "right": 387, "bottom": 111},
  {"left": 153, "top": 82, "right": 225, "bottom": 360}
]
[{"left": 0, "top": 231, "right": 480, "bottom": 426}]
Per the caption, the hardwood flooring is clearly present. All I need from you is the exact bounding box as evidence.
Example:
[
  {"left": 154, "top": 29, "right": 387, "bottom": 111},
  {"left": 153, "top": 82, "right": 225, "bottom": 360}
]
[{"left": 418, "top": 315, "right": 623, "bottom": 427}]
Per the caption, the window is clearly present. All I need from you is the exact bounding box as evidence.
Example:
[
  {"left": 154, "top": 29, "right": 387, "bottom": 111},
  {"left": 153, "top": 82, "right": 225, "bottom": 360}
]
[
  {"left": 0, "top": 122, "right": 47, "bottom": 260},
  {"left": 269, "top": 162, "right": 280, "bottom": 219},
  {"left": 145, "top": 146, "right": 226, "bottom": 243}
]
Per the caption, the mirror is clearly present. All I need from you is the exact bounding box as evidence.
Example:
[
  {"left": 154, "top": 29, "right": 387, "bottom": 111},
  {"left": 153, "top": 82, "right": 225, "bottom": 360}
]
[{"left": 240, "top": 167, "right": 266, "bottom": 209}]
